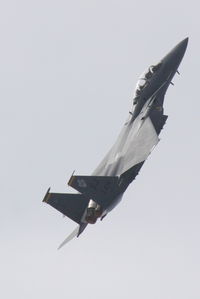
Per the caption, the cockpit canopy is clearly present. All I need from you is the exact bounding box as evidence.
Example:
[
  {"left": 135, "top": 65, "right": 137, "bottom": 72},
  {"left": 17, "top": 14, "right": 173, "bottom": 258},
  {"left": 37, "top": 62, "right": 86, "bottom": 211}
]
[{"left": 134, "top": 62, "right": 162, "bottom": 96}]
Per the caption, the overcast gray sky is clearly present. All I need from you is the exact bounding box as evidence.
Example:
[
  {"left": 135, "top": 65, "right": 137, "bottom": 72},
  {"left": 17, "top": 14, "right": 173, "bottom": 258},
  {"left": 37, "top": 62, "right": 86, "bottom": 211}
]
[{"left": 1, "top": 1, "right": 199, "bottom": 298}]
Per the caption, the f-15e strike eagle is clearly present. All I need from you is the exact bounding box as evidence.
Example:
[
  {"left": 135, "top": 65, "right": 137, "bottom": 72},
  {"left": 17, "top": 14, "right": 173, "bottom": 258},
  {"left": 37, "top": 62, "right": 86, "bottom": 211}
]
[{"left": 43, "top": 38, "right": 188, "bottom": 248}]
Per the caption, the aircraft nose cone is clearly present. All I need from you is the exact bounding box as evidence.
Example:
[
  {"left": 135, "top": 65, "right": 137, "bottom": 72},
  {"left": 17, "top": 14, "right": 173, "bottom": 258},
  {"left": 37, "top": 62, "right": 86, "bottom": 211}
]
[
  {"left": 162, "top": 37, "right": 188, "bottom": 70},
  {"left": 173, "top": 37, "right": 188, "bottom": 59}
]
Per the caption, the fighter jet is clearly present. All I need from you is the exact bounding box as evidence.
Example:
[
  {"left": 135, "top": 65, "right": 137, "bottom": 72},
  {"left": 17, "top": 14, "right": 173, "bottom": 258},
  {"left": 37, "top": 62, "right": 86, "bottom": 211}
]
[{"left": 43, "top": 38, "right": 188, "bottom": 248}]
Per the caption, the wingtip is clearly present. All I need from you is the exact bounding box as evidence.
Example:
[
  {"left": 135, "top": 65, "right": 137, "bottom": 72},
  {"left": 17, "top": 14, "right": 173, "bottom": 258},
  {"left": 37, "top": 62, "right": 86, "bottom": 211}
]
[
  {"left": 42, "top": 187, "right": 51, "bottom": 203},
  {"left": 68, "top": 170, "right": 75, "bottom": 186}
]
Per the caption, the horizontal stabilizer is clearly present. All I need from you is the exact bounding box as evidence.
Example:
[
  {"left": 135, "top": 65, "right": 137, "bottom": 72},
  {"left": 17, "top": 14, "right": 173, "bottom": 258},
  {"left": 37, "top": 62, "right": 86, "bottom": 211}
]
[
  {"left": 43, "top": 188, "right": 89, "bottom": 224},
  {"left": 58, "top": 226, "right": 80, "bottom": 249},
  {"left": 58, "top": 222, "right": 88, "bottom": 249},
  {"left": 68, "top": 175, "right": 119, "bottom": 209}
]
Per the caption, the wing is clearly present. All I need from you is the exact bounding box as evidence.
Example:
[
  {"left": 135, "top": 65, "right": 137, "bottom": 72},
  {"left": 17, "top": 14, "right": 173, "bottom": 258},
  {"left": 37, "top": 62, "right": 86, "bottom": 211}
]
[
  {"left": 93, "top": 93, "right": 168, "bottom": 177},
  {"left": 93, "top": 115, "right": 160, "bottom": 176}
]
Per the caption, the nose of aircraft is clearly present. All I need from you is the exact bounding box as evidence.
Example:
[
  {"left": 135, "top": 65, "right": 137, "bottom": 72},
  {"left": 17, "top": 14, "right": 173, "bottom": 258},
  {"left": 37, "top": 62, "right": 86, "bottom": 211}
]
[{"left": 161, "top": 37, "right": 188, "bottom": 71}]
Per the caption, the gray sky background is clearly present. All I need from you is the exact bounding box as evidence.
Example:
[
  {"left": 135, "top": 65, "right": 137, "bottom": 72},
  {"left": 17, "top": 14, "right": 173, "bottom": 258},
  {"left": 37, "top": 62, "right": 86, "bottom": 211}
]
[{"left": 1, "top": 1, "right": 199, "bottom": 298}]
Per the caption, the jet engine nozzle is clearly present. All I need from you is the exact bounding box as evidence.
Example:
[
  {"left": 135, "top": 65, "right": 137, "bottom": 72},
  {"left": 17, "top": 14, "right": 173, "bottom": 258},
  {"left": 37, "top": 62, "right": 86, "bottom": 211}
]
[
  {"left": 95, "top": 206, "right": 103, "bottom": 218},
  {"left": 85, "top": 207, "right": 97, "bottom": 224},
  {"left": 85, "top": 206, "right": 103, "bottom": 224}
]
